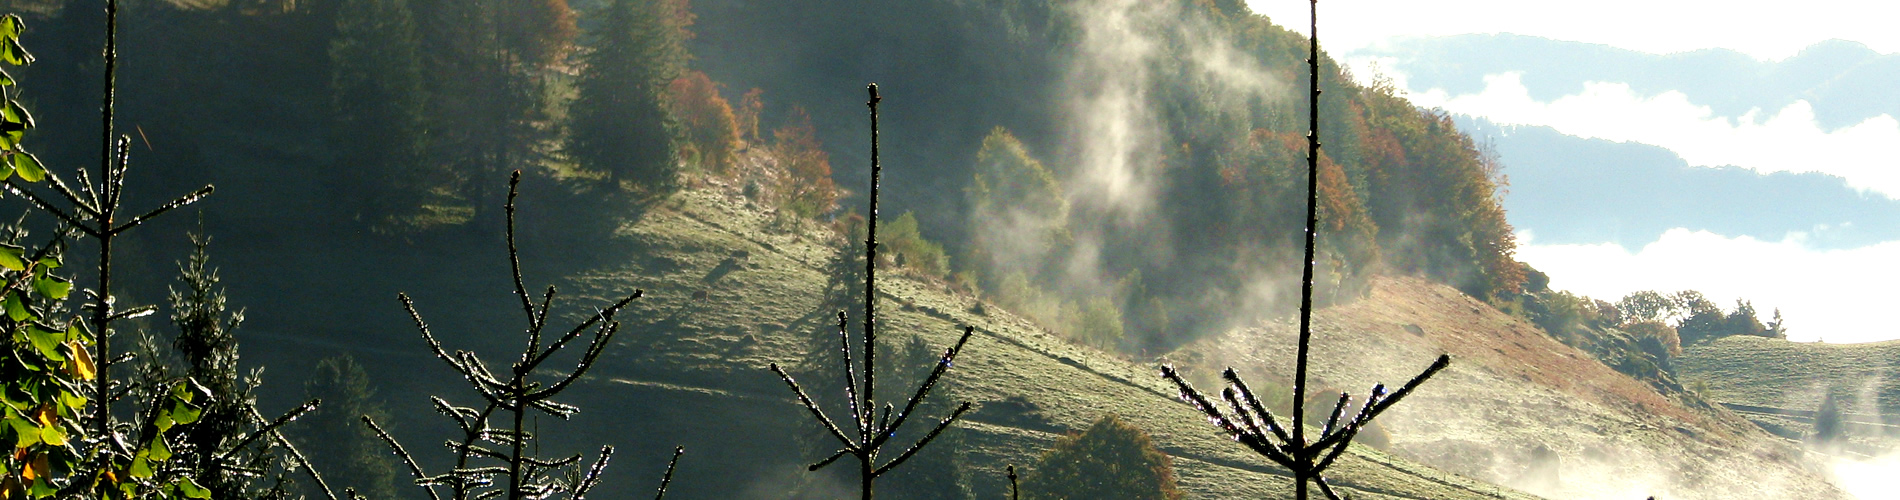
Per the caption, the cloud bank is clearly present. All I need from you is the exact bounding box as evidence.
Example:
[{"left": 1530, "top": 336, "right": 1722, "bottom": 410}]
[
  {"left": 1517, "top": 228, "right": 1900, "bottom": 344},
  {"left": 1390, "top": 71, "right": 1900, "bottom": 199}
]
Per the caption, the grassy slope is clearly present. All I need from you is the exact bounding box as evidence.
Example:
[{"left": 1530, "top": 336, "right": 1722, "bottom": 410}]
[
  {"left": 531, "top": 180, "right": 1539, "bottom": 499},
  {"left": 1168, "top": 278, "right": 1849, "bottom": 500},
  {"left": 1677, "top": 336, "right": 1900, "bottom": 455},
  {"left": 1679, "top": 336, "right": 1900, "bottom": 415}
]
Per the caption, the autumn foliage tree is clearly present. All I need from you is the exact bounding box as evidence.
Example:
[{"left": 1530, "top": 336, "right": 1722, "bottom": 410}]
[
  {"left": 771, "top": 107, "right": 836, "bottom": 217},
  {"left": 1358, "top": 83, "right": 1522, "bottom": 300},
  {"left": 667, "top": 69, "right": 741, "bottom": 174}
]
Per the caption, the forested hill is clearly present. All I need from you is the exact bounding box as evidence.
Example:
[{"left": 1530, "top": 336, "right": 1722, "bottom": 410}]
[
  {"left": 0, "top": 0, "right": 1836, "bottom": 498},
  {"left": 688, "top": 0, "right": 1527, "bottom": 353}
]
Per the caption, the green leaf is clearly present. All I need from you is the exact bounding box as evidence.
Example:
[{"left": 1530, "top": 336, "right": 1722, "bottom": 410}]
[
  {"left": 175, "top": 478, "right": 211, "bottom": 499},
  {"left": 28, "top": 476, "right": 54, "bottom": 498},
  {"left": 33, "top": 255, "right": 58, "bottom": 270},
  {"left": 1, "top": 37, "right": 32, "bottom": 66},
  {"left": 129, "top": 455, "right": 154, "bottom": 479},
  {"left": 32, "top": 275, "right": 68, "bottom": 300},
  {"left": 155, "top": 409, "right": 174, "bottom": 433},
  {"left": 11, "top": 149, "right": 41, "bottom": 182},
  {"left": 0, "top": 244, "right": 25, "bottom": 270},
  {"left": 8, "top": 417, "right": 38, "bottom": 447},
  {"left": 1, "top": 15, "right": 21, "bottom": 39},
  {"left": 147, "top": 435, "right": 172, "bottom": 462},
  {"left": 171, "top": 401, "right": 202, "bottom": 426},
  {"left": 26, "top": 325, "right": 62, "bottom": 362},
  {"left": 1, "top": 99, "right": 29, "bottom": 129},
  {"left": 6, "top": 291, "right": 31, "bottom": 322},
  {"left": 56, "top": 389, "right": 83, "bottom": 412},
  {"left": 37, "top": 423, "right": 62, "bottom": 446},
  {"left": 0, "top": 67, "right": 13, "bottom": 87}
]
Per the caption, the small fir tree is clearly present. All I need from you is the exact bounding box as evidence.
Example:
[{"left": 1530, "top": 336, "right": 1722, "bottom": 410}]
[{"left": 769, "top": 84, "right": 977, "bottom": 500}]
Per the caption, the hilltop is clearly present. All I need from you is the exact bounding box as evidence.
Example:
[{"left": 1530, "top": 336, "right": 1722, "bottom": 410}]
[{"left": 1168, "top": 278, "right": 1848, "bottom": 499}]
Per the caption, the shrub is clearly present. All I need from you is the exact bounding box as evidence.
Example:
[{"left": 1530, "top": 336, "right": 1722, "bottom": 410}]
[
  {"left": 1020, "top": 414, "right": 1182, "bottom": 500},
  {"left": 1625, "top": 321, "right": 1681, "bottom": 359},
  {"left": 883, "top": 211, "right": 950, "bottom": 278}
]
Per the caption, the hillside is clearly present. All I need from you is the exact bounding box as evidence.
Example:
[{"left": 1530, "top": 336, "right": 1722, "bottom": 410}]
[
  {"left": 490, "top": 179, "right": 1541, "bottom": 499},
  {"left": 1168, "top": 278, "right": 1849, "bottom": 499},
  {"left": 1678, "top": 336, "right": 1900, "bottom": 455}
]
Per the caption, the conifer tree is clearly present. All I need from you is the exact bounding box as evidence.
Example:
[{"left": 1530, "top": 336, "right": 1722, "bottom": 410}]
[
  {"left": 0, "top": 7, "right": 330, "bottom": 498},
  {"left": 770, "top": 84, "right": 976, "bottom": 500},
  {"left": 163, "top": 233, "right": 314, "bottom": 500},
  {"left": 568, "top": 0, "right": 687, "bottom": 191},
  {"left": 328, "top": 0, "right": 429, "bottom": 228},
  {"left": 299, "top": 356, "right": 398, "bottom": 499},
  {"left": 411, "top": 0, "right": 564, "bottom": 232},
  {"left": 364, "top": 171, "right": 661, "bottom": 500}
]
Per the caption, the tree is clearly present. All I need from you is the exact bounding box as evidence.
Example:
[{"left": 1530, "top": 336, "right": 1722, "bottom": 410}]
[
  {"left": 770, "top": 84, "right": 976, "bottom": 500},
  {"left": 882, "top": 211, "right": 949, "bottom": 279},
  {"left": 1019, "top": 414, "right": 1181, "bottom": 500},
  {"left": 965, "top": 127, "right": 1066, "bottom": 285},
  {"left": 1725, "top": 299, "right": 1767, "bottom": 338},
  {"left": 1615, "top": 291, "right": 1672, "bottom": 325},
  {"left": 1625, "top": 321, "right": 1681, "bottom": 365},
  {"left": 1160, "top": 5, "right": 1450, "bottom": 498},
  {"left": 0, "top": 8, "right": 328, "bottom": 498},
  {"left": 1671, "top": 291, "right": 1725, "bottom": 346},
  {"left": 736, "top": 88, "right": 765, "bottom": 144},
  {"left": 568, "top": 0, "right": 689, "bottom": 191},
  {"left": 164, "top": 233, "right": 317, "bottom": 499},
  {"left": 363, "top": 171, "right": 651, "bottom": 500},
  {"left": 1074, "top": 297, "right": 1124, "bottom": 350},
  {"left": 500, "top": 0, "right": 578, "bottom": 68},
  {"left": 771, "top": 106, "right": 837, "bottom": 217},
  {"left": 298, "top": 356, "right": 398, "bottom": 499},
  {"left": 328, "top": 0, "right": 430, "bottom": 229},
  {"left": 412, "top": 0, "right": 565, "bottom": 230},
  {"left": 667, "top": 70, "right": 740, "bottom": 174}
]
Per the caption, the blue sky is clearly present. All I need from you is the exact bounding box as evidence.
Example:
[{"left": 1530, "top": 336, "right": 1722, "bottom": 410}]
[
  {"left": 1246, "top": 0, "right": 1900, "bottom": 344},
  {"left": 1243, "top": 0, "right": 1900, "bottom": 60}
]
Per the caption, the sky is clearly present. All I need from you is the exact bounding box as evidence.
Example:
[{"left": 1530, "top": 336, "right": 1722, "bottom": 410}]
[
  {"left": 1246, "top": 0, "right": 1900, "bottom": 343},
  {"left": 1243, "top": 0, "right": 1900, "bottom": 61}
]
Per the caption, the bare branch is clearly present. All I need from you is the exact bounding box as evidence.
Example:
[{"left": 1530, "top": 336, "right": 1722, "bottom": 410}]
[
  {"left": 364, "top": 416, "right": 442, "bottom": 500},
  {"left": 653, "top": 446, "right": 683, "bottom": 500}
]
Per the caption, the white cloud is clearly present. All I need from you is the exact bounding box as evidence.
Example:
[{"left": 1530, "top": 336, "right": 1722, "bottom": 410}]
[
  {"left": 1383, "top": 71, "right": 1900, "bottom": 198},
  {"left": 1245, "top": 0, "right": 1900, "bottom": 61},
  {"left": 1517, "top": 228, "right": 1900, "bottom": 344}
]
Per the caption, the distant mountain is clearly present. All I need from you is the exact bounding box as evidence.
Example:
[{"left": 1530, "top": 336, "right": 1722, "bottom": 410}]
[
  {"left": 1357, "top": 34, "right": 1900, "bottom": 130},
  {"left": 1455, "top": 117, "right": 1900, "bottom": 250}
]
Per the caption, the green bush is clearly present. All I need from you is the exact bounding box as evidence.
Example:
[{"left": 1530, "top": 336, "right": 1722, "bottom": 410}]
[
  {"left": 1021, "top": 414, "right": 1182, "bottom": 500},
  {"left": 884, "top": 211, "right": 950, "bottom": 278}
]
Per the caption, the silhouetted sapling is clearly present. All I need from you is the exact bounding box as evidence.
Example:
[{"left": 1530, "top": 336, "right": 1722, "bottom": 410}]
[
  {"left": 362, "top": 171, "right": 676, "bottom": 500},
  {"left": 1159, "top": 2, "right": 1450, "bottom": 499},
  {"left": 768, "top": 84, "right": 977, "bottom": 500}
]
